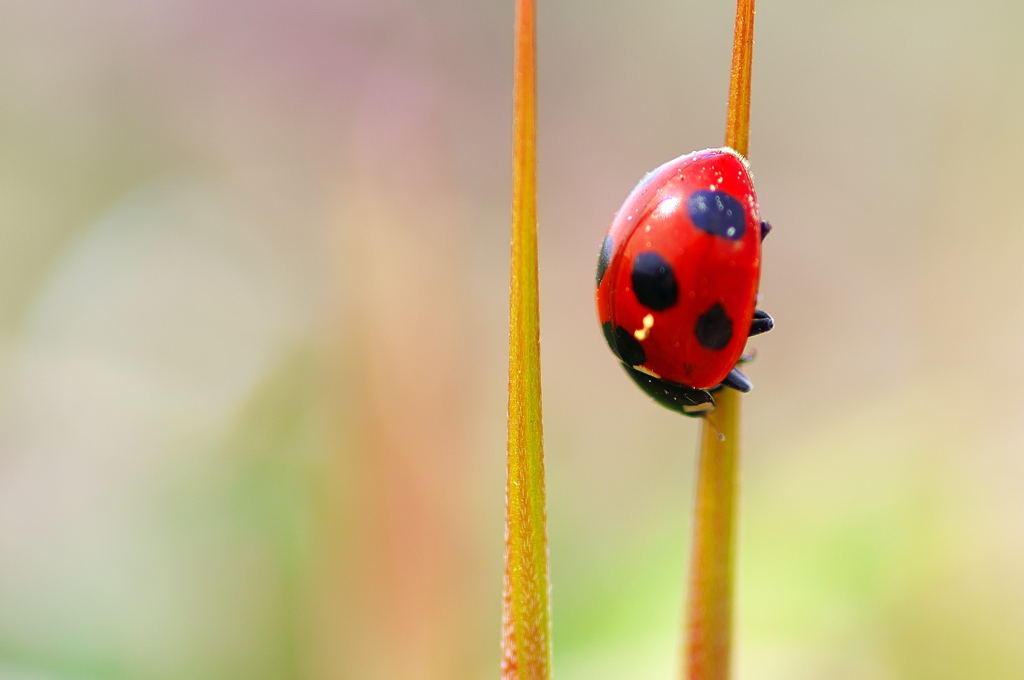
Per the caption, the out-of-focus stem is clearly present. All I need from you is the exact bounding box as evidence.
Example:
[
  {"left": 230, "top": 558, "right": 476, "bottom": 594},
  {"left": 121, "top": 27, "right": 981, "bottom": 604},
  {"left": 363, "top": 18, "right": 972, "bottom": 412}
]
[
  {"left": 684, "top": 0, "right": 755, "bottom": 678},
  {"left": 501, "top": 0, "right": 552, "bottom": 678}
]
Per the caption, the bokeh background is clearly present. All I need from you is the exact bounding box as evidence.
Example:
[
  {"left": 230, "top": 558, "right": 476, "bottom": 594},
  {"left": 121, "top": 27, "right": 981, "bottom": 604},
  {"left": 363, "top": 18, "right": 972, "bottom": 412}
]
[{"left": 1, "top": 0, "right": 1023, "bottom": 678}]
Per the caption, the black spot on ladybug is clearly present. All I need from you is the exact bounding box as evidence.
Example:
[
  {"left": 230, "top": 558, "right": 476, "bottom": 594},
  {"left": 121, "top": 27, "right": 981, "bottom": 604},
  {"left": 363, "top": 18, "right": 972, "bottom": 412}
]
[
  {"left": 602, "top": 321, "right": 645, "bottom": 366},
  {"left": 687, "top": 190, "right": 746, "bottom": 240},
  {"left": 602, "top": 321, "right": 616, "bottom": 355},
  {"left": 614, "top": 325, "right": 646, "bottom": 366},
  {"left": 694, "top": 303, "right": 733, "bottom": 350},
  {"left": 631, "top": 252, "right": 678, "bottom": 311},
  {"left": 596, "top": 235, "right": 613, "bottom": 287}
]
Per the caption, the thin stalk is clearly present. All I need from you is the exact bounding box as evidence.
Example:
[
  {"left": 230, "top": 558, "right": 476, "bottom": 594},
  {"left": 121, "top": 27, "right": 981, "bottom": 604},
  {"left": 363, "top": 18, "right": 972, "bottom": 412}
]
[
  {"left": 685, "top": 389, "right": 741, "bottom": 680},
  {"left": 501, "top": 0, "right": 552, "bottom": 678},
  {"left": 724, "top": 0, "right": 756, "bottom": 158},
  {"left": 683, "top": 0, "right": 756, "bottom": 678}
]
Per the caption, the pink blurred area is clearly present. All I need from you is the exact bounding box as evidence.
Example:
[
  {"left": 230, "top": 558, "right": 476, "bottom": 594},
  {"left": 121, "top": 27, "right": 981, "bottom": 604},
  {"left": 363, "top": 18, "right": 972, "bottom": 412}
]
[{"left": 1, "top": 1, "right": 1024, "bottom": 679}]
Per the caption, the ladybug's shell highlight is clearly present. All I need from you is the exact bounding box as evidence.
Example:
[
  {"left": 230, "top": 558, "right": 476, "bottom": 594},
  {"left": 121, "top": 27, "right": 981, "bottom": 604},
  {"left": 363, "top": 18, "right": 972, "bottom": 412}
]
[{"left": 596, "top": 148, "right": 761, "bottom": 390}]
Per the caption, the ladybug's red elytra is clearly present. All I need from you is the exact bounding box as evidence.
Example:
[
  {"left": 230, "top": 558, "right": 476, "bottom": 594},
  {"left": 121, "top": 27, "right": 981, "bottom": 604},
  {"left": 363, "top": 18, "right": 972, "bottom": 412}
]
[{"left": 595, "top": 147, "right": 773, "bottom": 416}]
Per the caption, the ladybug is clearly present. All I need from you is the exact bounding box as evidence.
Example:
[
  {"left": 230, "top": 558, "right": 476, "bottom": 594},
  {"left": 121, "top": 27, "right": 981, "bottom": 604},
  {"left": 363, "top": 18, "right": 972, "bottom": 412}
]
[{"left": 595, "top": 147, "right": 773, "bottom": 416}]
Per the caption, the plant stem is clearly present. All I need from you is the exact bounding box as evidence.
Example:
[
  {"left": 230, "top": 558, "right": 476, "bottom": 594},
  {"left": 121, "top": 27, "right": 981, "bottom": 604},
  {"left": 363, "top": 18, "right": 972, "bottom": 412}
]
[
  {"left": 502, "top": 0, "right": 552, "bottom": 677},
  {"left": 724, "top": 0, "right": 756, "bottom": 158},
  {"left": 684, "top": 0, "right": 755, "bottom": 678},
  {"left": 685, "top": 389, "right": 740, "bottom": 680}
]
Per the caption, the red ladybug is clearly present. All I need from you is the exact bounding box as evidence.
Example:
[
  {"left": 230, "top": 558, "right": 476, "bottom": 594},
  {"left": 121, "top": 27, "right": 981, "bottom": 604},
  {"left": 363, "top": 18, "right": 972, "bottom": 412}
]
[{"left": 595, "top": 147, "right": 773, "bottom": 416}]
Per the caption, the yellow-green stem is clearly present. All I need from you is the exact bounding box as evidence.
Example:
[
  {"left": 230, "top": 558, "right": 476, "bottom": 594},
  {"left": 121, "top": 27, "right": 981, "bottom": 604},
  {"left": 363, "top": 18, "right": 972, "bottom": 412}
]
[
  {"left": 686, "top": 389, "right": 740, "bottom": 680},
  {"left": 684, "top": 0, "right": 755, "bottom": 678},
  {"left": 501, "top": 0, "right": 552, "bottom": 677}
]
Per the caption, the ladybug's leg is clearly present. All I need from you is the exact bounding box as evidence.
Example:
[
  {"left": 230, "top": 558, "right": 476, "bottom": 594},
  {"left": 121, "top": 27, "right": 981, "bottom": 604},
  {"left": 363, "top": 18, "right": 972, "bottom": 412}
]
[
  {"left": 723, "top": 310, "right": 774, "bottom": 392},
  {"left": 722, "top": 310, "right": 773, "bottom": 393},
  {"left": 719, "top": 367, "right": 753, "bottom": 393},
  {"left": 749, "top": 309, "right": 773, "bottom": 336},
  {"left": 620, "top": 364, "right": 715, "bottom": 417},
  {"left": 760, "top": 221, "right": 772, "bottom": 240}
]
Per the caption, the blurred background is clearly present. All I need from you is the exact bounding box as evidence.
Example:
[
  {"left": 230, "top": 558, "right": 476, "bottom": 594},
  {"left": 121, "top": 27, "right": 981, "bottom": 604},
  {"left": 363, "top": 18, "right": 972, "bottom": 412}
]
[{"left": 1, "top": 0, "right": 1023, "bottom": 678}]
